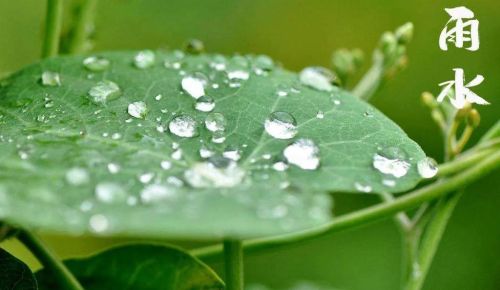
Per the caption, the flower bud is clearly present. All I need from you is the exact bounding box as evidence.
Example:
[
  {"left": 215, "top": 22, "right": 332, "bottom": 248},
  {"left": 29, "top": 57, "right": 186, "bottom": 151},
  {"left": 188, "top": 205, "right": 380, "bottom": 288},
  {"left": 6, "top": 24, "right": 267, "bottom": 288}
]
[
  {"left": 395, "top": 22, "right": 414, "bottom": 44},
  {"left": 421, "top": 92, "right": 437, "bottom": 108},
  {"left": 467, "top": 109, "right": 481, "bottom": 128},
  {"left": 184, "top": 39, "right": 205, "bottom": 54}
]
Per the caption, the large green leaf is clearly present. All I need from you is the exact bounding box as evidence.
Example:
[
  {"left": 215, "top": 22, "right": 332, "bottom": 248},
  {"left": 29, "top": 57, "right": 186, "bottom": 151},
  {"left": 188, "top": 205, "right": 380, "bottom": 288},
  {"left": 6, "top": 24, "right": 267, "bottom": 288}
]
[
  {"left": 0, "top": 51, "right": 425, "bottom": 239},
  {"left": 0, "top": 248, "right": 38, "bottom": 290},
  {"left": 35, "top": 244, "right": 223, "bottom": 290}
]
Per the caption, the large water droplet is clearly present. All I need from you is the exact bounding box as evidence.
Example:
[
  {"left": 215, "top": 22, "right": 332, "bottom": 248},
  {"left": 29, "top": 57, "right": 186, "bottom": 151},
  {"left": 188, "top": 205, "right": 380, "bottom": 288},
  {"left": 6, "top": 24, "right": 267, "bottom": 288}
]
[
  {"left": 283, "top": 138, "right": 320, "bottom": 170},
  {"left": 417, "top": 157, "right": 438, "bottom": 178},
  {"left": 299, "top": 67, "right": 336, "bottom": 91},
  {"left": 184, "top": 157, "right": 245, "bottom": 188},
  {"left": 195, "top": 96, "right": 215, "bottom": 112},
  {"left": 127, "top": 101, "right": 148, "bottom": 119},
  {"left": 88, "top": 81, "right": 121, "bottom": 103},
  {"left": 169, "top": 115, "right": 197, "bottom": 138},
  {"left": 95, "top": 182, "right": 127, "bottom": 203},
  {"left": 264, "top": 111, "right": 297, "bottom": 139},
  {"left": 134, "top": 50, "right": 155, "bottom": 69},
  {"left": 205, "top": 112, "right": 226, "bottom": 132},
  {"left": 41, "top": 71, "right": 61, "bottom": 86},
  {"left": 181, "top": 74, "right": 207, "bottom": 99},
  {"left": 83, "top": 56, "right": 110, "bottom": 71},
  {"left": 372, "top": 148, "right": 411, "bottom": 178}
]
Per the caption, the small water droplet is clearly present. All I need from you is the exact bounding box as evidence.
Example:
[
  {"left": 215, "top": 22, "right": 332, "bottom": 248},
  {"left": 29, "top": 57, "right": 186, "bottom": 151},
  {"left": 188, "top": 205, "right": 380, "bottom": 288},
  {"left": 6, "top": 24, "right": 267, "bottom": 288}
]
[
  {"left": 195, "top": 96, "right": 215, "bottom": 112},
  {"left": 160, "top": 160, "right": 172, "bottom": 170},
  {"left": 272, "top": 161, "right": 288, "bottom": 171},
  {"left": 184, "top": 158, "right": 245, "bottom": 188},
  {"left": 181, "top": 73, "right": 207, "bottom": 99},
  {"left": 169, "top": 115, "right": 197, "bottom": 138},
  {"left": 199, "top": 145, "right": 215, "bottom": 158},
  {"left": 95, "top": 182, "right": 126, "bottom": 203},
  {"left": 264, "top": 111, "right": 297, "bottom": 139},
  {"left": 65, "top": 167, "right": 89, "bottom": 185},
  {"left": 383, "top": 179, "right": 396, "bottom": 187},
  {"left": 127, "top": 101, "right": 148, "bottom": 119},
  {"left": 107, "top": 163, "right": 120, "bottom": 174},
  {"left": 316, "top": 111, "right": 325, "bottom": 119},
  {"left": 111, "top": 133, "right": 122, "bottom": 140},
  {"left": 140, "top": 184, "right": 175, "bottom": 204},
  {"left": 41, "top": 71, "right": 61, "bottom": 86},
  {"left": 354, "top": 182, "right": 372, "bottom": 193},
  {"left": 223, "top": 147, "right": 241, "bottom": 161},
  {"left": 205, "top": 112, "right": 226, "bottom": 132},
  {"left": 228, "top": 70, "right": 249, "bottom": 80},
  {"left": 139, "top": 172, "right": 155, "bottom": 183},
  {"left": 299, "top": 67, "right": 336, "bottom": 91},
  {"left": 88, "top": 81, "right": 121, "bottom": 103},
  {"left": 417, "top": 157, "right": 438, "bottom": 178},
  {"left": 155, "top": 94, "right": 162, "bottom": 101},
  {"left": 283, "top": 138, "right": 320, "bottom": 170},
  {"left": 83, "top": 56, "right": 110, "bottom": 71},
  {"left": 89, "top": 214, "right": 109, "bottom": 233},
  {"left": 134, "top": 50, "right": 155, "bottom": 69},
  {"left": 211, "top": 131, "right": 226, "bottom": 144},
  {"left": 171, "top": 148, "right": 183, "bottom": 160}
]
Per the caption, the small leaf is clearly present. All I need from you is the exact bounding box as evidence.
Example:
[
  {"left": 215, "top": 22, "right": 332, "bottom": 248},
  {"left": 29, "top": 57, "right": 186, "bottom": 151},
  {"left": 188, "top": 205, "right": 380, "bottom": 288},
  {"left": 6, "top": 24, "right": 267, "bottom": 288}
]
[
  {"left": 0, "top": 51, "right": 426, "bottom": 238},
  {"left": 35, "top": 244, "right": 223, "bottom": 290},
  {"left": 0, "top": 248, "right": 38, "bottom": 290}
]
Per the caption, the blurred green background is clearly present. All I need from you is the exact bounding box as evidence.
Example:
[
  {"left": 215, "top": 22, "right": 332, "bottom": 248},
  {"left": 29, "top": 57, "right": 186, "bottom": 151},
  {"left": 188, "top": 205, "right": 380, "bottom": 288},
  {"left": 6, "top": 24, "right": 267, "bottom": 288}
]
[{"left": 0, "top": 0, "right": 499, "bottom": 289}]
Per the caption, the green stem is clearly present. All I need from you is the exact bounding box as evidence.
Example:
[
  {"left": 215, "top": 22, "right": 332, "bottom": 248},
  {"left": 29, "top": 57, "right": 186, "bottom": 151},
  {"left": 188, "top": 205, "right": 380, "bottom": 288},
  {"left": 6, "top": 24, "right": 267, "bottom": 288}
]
[
  {"left": 437, "top": 148, "right": 494, "bottom": 177},
  {"left": 223, "top": 240, "right": 244, "bottom": 290},
  {"left": 17, "top": 231, "right": 84, "bottom": 290},
  {"left": 67, "top": 0, "right": 98, "bottom": 54},
  {"left": 351, "top": 56, "right": 384, "bottom": 100},
  {"left": 42, "top": 0, "right": 63, "bottom": 58},
  {"left": 379, "top": 192, "right": 411, "bottom": 232},
  {"left": 192, "top": 151, "right": 500, "bottom": 261},
  {"left": 405, "top": 192, "right": 462, "bottom": 290},
  {"left": 401, "top": 225, "right": 422, "bottom": 289}
]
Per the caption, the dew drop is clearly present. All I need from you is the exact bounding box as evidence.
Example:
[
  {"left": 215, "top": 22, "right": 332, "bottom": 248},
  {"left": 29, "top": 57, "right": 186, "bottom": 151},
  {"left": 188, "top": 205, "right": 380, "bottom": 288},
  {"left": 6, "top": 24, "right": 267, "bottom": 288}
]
[
  {"left": 89, "top": 214, "right": 109, "bottom": 233},
  {"left": 184, "top": 157, "right": 245, "bottom": 188},
  {"left": 223, "top": 147, "right": 241, "bottom": 161},
  {"left": 383, "top": 179, "right": 396, "bottom": 187},
  {"left": 139, "top": 172, "right": 155, "bottom": 183},
  {"left": 316, "top": 111, "right": 325, "bottom": 119},
  {"left": 107, "top": 163, "right": 120, "bottom": 174},
  {"left": 160, "top": 160, "right": 172, "bottom": 170},
  {"left": 205, "top": 112, "right": 226, "bottom": 132},
  {"left": 181, "top": 74, "right": 207, "bottom": 99},
  {"left": 127, "top": 101, "right": 148, "bottom": 119},
  {"left": 171, "top": 148, "right": 183, "bottom": 160},
  {"left": 211, "top": 131, "right": 226, "bottom": 144},
  {"left": 88, "top": 81, "right": 121, "bottom": 103},
  {"left": 65, "top": 167, "right": 89, "bottom": 185},
  {"left": 169, "top": 115, "right": 197, "bottom": 138},
  {"left": 195, "top": 96, "right": 215, "bottom": 112},
  {"left": 227, "top": 70, "right": 249, "bottom": 80},
  {"left": 134, "top": 50, "right": 155, "bottom": 69},
  {"left": 264, "top": 111, "right": 297, "bottom": 139},
  {"left": 299, "top": 67, "right": 336, "bottom": 91},
  {"left": 140, "top": 184, "right": 175, "bottom": 203},
  {"left": 83, "top": 56, "right": 110, "bottom": 71},
  {"left": 417, "top": 157, "right": 438, "bottom": 178},
  {"left": 199, "top": 146, "right": 215, "bottom": 158},
  {"left": 354, "top": 182, "right": 372, "bottom": 193},
  {"left": 272, "top": 161, "right": 289, "bottom": 171},
  {"left": 283, "top": 138, "right": 320, "bottom": 170},
  {"left": 95, "top": 182, "right": 127, "bottom": 203},
  {"left": 372, "top": 148, "right": 410, "bottom": 178},
  {"left": 41, "top": 71, "right": 61, "bottom": 86}
]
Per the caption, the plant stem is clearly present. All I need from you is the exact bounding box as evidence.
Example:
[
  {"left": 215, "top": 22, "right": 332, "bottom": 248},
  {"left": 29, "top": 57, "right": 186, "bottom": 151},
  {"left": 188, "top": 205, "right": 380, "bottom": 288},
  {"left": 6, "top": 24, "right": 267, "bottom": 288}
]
[
  {"left": 437, "top": 147, "right": 494, "bottom": 177},
  {"left": 404, "top": 192, "right": 462, "bottom": 290},
  {"left": 67, "top": 0, "right": 98, "bottom": 54},
  {"left": 17, "top": 231, "right": 84, "bottom": 290},
  {"left": 351, "top": 56, "right": 384, "bottom": 100},
  {"left": 223, "top": 240, "right": 244, "bottom": 290},
  {"left": 42, "top": 0, "right": 63, "bottom": 58},
  {"left": 378, "top": 192, "right": 411, "bottom": 232},
  {"left": 192, "top": 151, "right": 500, "bottom": 261}
]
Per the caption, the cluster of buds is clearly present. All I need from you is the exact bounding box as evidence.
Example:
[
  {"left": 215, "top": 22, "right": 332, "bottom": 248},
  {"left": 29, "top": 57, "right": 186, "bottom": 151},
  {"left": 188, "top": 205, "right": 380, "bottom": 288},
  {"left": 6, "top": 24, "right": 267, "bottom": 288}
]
[{"left": 377, "top": 22, "right": 414, "bottom": 79}]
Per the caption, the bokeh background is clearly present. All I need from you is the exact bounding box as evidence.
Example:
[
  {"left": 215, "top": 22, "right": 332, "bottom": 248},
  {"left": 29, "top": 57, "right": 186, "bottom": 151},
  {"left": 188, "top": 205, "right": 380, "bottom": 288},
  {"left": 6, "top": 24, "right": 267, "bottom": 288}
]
[{"left": 0, "top": 0, "right": 499, "bottom": 289}]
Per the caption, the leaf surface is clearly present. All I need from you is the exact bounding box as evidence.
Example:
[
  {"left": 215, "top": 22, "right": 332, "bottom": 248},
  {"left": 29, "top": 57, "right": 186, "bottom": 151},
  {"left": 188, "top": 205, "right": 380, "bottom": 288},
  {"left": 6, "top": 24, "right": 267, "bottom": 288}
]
[{"left": 0, "top": 248, "right": 38, "bottom": 290}]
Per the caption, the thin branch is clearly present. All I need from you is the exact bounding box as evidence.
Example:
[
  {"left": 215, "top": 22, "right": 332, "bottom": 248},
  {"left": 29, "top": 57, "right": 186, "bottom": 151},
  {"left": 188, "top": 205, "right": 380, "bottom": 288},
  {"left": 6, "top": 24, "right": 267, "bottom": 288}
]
[
  {"left": 223, "top": 240, "right": 244, "bottom": 290},
  {"left": 42, "top": 0, "right": 63, "bottom": 58}
]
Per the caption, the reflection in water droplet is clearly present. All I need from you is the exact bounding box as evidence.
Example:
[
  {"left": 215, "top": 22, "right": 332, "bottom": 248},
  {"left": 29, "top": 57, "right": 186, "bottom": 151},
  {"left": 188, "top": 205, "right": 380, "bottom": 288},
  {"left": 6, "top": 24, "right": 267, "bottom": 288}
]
[
  {"left": 417, "top": 157, "right": 438, "bottom": 178},
  {"left": 299, "top": 67, "right": 336, "bottom": 91},
  {"left": 283, "top": 138, "right": 320, "bottom": 170},
  {"left": 95, "top": 182, "right": 127, "bottom": 203},
  {"left": 134, "top": 50, "right": 155, "bottom": 69},
  {"left": 65, "top": 167, "right": 89, "bottom": 185},
  {"left": 88, "top": 81, "right": 121, "bottom": 103},
  {"left": 41, "top": 71, "right": 61, "bottom": 86},
  {"left": 169, "top": 115, "right": 197, "bottom": 138},
  {"left": 264, "top": 111, "right": 297, "bottom": 140},
  {"left": 373, "top": 149, "right": 410, "bottom": 178},
  {"left": 195, "top": 96, "right": 215, "bottom": 112},
  {"left": 127, "top": 101, "right": 148, "bottom": 119},
  {"left": 181, "top": 74, "right": 207, "bottom": 99},
  {"left": 83, "top": 56, "right": 110, "bottom": 71},
  {"left": 211, "top": 131, "right": 226, "bottom": 144},
  {"left": 205, "top": 113, "right": 226, "bottom": 132}
]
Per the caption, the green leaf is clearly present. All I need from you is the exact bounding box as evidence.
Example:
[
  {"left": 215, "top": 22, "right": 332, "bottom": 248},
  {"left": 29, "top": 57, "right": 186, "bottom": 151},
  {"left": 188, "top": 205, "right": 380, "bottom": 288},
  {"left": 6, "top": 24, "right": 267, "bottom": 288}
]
[
  {"left": 0, "top": 248, "right": 38, "bottom": 290},
  {"left": 35, "top": 244, "right": 223, "bottom": 290},
  {"left": 0, "top": 51, "right": 425, "bottom": 239}
]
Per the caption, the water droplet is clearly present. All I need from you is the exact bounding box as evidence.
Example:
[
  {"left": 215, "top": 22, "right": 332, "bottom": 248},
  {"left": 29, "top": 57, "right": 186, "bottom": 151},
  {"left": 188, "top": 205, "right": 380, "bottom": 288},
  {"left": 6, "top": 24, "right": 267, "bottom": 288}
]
[
  {"left": 199, "top": 146, "right": 215, "bottom": 158},
  {"left": 83, "top": 56, "right": 110, "bottom": 71},
  {"left": 181, "top": 74, "right": 207, "bottom": 99},
  {"left": 211, "top": 131, "right": 226, "bottom": 144},
  {"left": 155, "top": 94, "right": 162, "bottom": 101},
  {"left": 272, "top": 161, "right": 288, "bottom": 171},
  {"left": 228, "top": 70, "right": 249, "bottom": 80},
  {"left": 111, "top": 133, "right": 122, "bottom": 140},
  {"left": 363, "top": 111, "right": 374, "bottom": 118},
  {"left": 276, "top": 90, "right": 288, "bottom": 97},
  {"left": 65, "top": 167, "right": 89, "bottom": 185},
  {"left": 41, "top": 71, "right": 61, "bottom": 86},
  {"left": 139, "top": 172, "right": 155, "bottom": 183},
  {"left": 134, "top": 50, "right": 155, "bottom": 69},
  {"left": 184, "top": 158, "right": 245, "bottom": 188},
  {"left": 95, "top": 182, "right": 126, "bottom": 203},
  {"left": 223, "top": 148, "right": 241, "bottom": 161},
  {"left": 299, "top": 67, "right": 336, "bottom": 91},
  {"left": 171, "top": 148, "right": 183, "bottom": 160},
  {"left": 354, "top": 182, "right": 372, "bottom": 193},
  {"left": 195, "top": 96, "right": 215, "bottom": 112},
  {"left": 88, "top": 81, "right": 121, "bottom": 103},
  {"left": 417, "top": 157, "right": 438, "bottom": 178},
  {"left": 316, "top": 111, "right": 325, "bottom": 119},
  {"left": 160, "top": 160, "right": 172, "bottom": 170},
  {"left": 89, "top": 214, "right": 109, "bottom": 233},
  {"left": 383, "top": 179, "right": 396, "bottom": 187},
  {"left": 107, "top": 163, "right": 120, "bottom": 174},
  {"left": 283, "top": 138, "right": 320, "bottom": 170},
  {"left": 205, "top": 112, "right": 226, "bottom": 132},
  {"left": 140, "top": 184, "right": 175, "bottom": 204},
  {"left": 264, "top": 111, "right": 297, "bottom": 139},
  {"left": 373, "top": 148, "right": 410, "bottom": 178},
  {"left": 169, "top": 115, "right": 197, "bottom": 138},
  {"left": 127, "top": 101, "right": 148, "bottom": 119}
]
